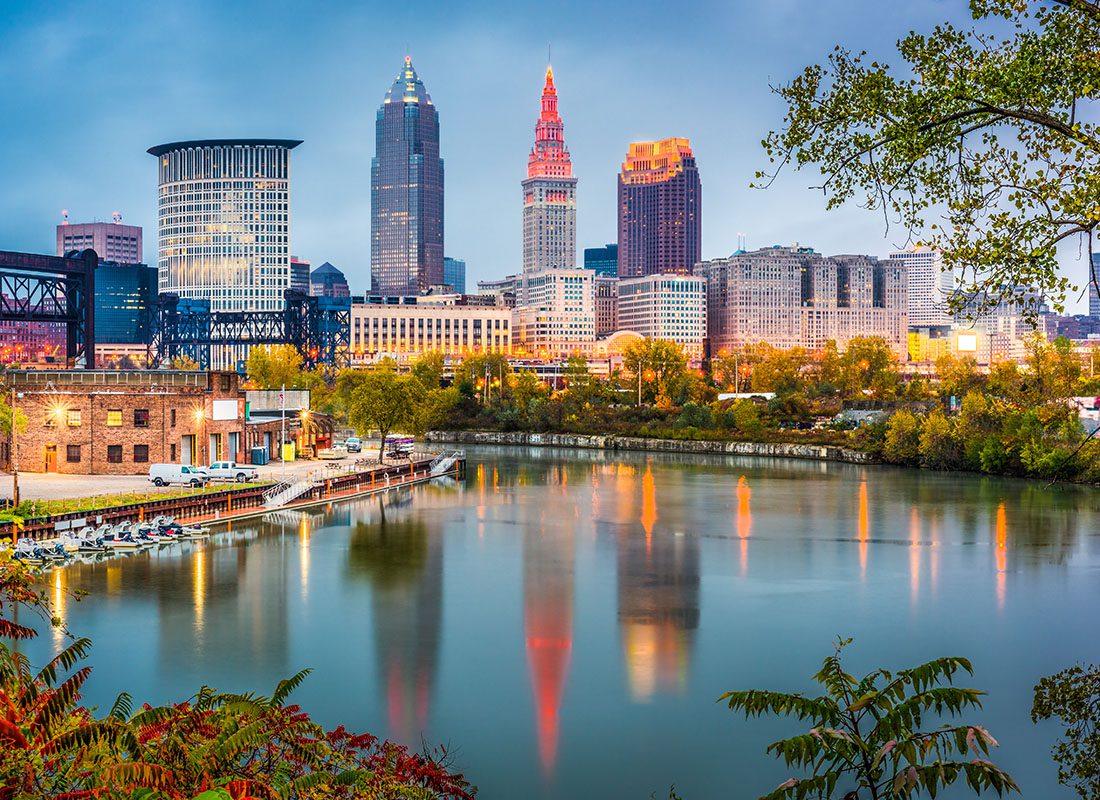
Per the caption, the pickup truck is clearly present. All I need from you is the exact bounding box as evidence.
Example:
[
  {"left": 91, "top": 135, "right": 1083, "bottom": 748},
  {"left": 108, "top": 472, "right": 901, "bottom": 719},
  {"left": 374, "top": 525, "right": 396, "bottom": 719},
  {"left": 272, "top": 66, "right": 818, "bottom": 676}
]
[{"left": 206, "top": 461, "right": 259, "bottom": 483}]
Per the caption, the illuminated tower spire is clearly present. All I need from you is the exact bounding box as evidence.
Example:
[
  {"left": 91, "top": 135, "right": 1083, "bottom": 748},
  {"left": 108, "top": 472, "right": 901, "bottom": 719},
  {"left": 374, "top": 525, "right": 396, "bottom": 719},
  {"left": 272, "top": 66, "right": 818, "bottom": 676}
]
[{"left": 522, "top": 64, "right": 577, "bottom": 273}]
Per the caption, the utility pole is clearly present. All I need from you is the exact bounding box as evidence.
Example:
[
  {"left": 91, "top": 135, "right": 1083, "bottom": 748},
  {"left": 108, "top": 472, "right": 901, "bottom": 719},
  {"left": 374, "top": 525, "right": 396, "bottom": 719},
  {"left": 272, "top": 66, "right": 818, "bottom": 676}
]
[{"left": 10, "top": 389, "right": 18, "bottom": 508}]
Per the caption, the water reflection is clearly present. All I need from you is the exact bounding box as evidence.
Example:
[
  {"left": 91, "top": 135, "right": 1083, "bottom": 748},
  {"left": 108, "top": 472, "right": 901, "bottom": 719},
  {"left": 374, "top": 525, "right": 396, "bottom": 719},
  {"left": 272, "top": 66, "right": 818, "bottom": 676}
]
[
  {"left": 617, "top": 462, "right": 699, "bottom": 702},
  {"left": 347, "top": 500, "right": 442, "bottom": 743},
  {"left": 996, "top": 500, "right": 1007, "bottom": 610},
  {"left": 736, "top": 475, "right": 752, "bottom": 575}
]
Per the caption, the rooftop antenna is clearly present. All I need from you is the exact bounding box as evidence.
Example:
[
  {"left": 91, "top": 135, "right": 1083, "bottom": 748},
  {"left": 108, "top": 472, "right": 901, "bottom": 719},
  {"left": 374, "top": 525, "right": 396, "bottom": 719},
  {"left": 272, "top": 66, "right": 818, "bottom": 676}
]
[
  {"left": 112, "top": 211, "right": 122, "bottom": 224},
  {"left": 61, "top": 209, "right": 69, "bottom": 226}
]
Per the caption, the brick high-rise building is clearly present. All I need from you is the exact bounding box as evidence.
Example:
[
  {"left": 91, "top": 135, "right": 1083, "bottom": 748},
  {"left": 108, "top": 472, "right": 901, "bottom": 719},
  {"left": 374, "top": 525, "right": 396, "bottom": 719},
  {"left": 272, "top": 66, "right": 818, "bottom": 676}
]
[
  {"left": 617, "top": 139, "right": 701, "bottom": 278},
  {"left": 57, "top": 217, "right": 142, "bottom": 263},
  {"left": 523, "top": 65, "right": 577, "bottom": 273},
  {"left": 371, "top": 56, "right": 444, "bottom": 295}
]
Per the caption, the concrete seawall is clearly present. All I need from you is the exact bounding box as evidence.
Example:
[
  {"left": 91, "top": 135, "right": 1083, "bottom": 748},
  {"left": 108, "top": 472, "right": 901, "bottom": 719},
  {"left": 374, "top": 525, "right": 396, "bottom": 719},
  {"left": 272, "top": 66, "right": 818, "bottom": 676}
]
[{"left": 426, "top": 430, "right": 874, "bottom": 465}]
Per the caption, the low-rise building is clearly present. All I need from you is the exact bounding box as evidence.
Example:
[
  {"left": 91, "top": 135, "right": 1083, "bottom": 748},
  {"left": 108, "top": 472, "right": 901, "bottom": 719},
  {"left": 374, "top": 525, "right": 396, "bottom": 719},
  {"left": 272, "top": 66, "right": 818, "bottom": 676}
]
[
  {"left": 616, "top": 273, "right": 706, "bottom": 360},
  {"left": 7, "top": 369, "right": 282, "bottom": 475},
  {"left": 349, "top": 299, "right": 511, "bottom": 364}
]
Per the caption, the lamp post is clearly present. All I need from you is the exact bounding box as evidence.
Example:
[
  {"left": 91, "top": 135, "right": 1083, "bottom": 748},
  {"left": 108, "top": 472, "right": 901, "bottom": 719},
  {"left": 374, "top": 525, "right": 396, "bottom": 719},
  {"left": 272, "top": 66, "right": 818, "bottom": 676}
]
[{"left": 10, "top": 389, "right": 20, "bottom": 507}]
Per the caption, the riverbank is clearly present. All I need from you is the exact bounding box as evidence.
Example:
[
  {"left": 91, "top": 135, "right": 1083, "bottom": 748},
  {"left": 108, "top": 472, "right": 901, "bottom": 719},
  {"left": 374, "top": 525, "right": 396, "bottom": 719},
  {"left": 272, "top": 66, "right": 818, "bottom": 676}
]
[{"left": 426, "top": 430, "right": 874, "bottom": 464}]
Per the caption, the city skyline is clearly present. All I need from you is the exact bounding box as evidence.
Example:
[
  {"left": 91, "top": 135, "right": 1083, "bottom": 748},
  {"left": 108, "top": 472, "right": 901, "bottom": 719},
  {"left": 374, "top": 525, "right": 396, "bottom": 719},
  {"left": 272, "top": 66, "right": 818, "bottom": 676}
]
[{"left": 0, "top": 0, "right": 1092, "bottom": 310}]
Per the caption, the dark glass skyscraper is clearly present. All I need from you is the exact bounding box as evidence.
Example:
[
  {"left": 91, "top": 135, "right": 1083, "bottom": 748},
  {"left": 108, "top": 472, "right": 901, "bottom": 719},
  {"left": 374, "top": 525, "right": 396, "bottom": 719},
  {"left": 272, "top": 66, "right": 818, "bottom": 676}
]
[
  {"left": 371, "top": 56, "right": 444, "bottom": 296},
  {"left": 617, "top": 138, "right": 701, "bottom": 278}
]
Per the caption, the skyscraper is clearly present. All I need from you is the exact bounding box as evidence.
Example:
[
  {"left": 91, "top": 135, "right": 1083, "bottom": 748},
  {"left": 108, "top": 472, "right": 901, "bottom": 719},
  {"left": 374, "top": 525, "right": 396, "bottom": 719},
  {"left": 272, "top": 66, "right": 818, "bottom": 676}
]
[
  {"left": 583, "top": 244, "right": 618, "bottom": 277},
  {"left": 371, "top": 56, "right": 444, "bottom": 296},
  {"left": 617, "top": 138, "right": 701, "bottom": 278},
  {"left": 1090, "top": 253, "right": 1100, "bottom": 317},
  {"left": 888, "top": 245, "right": 953, "bottom": 327},
  {"left": 523, "top": 66, "right": 577, "bottom": 273},
  {"left": 148, "top": 139, "right": 300, "bottom": 313},
  {"left": 443, "top": 256, "right": 466, "bottom": 294}
]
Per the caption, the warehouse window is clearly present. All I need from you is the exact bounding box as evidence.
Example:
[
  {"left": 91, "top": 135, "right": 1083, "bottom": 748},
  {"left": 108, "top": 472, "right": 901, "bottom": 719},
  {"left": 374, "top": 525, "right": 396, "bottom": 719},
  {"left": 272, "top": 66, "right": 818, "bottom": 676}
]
[
  {"left": 134, "top": 409, "right": 150, "bottom": 428},
  {"left": 66, "top": 445, "right": 81, "bottom": 463},
  {"left": 107, "top": 445, "right": 122, "bottom": 463},
  {"left": 106, "top": 410, "right": 123, "bottom": 427},
  {"left": 134, "top": 444, "right": 149, "bottom": 463},
  {"left": 67, "top": 410, "right": 81, "bottom": 427}
]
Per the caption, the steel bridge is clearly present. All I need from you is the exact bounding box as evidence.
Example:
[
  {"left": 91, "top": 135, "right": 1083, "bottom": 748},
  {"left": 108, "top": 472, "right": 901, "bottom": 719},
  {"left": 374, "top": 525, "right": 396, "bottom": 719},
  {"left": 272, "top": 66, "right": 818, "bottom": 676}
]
[
  {"left": 148, "top": 290, "right": 351, "bottom": 370},
  {"left": 0, "top": 250, "right": 97, "bottom": 368}
]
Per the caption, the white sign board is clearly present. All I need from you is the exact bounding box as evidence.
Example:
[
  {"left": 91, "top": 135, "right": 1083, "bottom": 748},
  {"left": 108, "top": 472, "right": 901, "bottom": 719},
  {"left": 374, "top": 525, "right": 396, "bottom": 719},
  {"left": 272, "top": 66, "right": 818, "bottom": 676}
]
[{"left": 212, "top": 399, "right": 239, "bottom": 421}]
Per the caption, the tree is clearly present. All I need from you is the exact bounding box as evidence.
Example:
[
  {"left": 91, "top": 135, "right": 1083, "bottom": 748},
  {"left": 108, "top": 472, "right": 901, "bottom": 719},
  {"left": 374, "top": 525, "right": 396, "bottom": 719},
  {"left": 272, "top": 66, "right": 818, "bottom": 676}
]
[
  {"left": 412, "top": 351, "right": 446, "bottom": 390},
  {"left": 1033, "top": 663, "right": 1100, "bottom": 800},
  {"left": 935, "top": 354, "right": 985, "bottom": 402},
  {"left": 246, "top": 344, "right": 304, "bottom": 390},
  {"left": 169, "top": 355, "right": 200, "bottom": 371},
  {"left": 747, "top": 343, "right": 809, "bottom": 395},
  {"left": 838, "top": 338, "right": 900, "bottom": 398},
  {"left": 722, "top": 638, "right": 1018, "bottom": 800},
  {"left": 919, "top": 407, "right": 960, "bottom": 470},
  {"left": 454, "top": 353, "right": 510, "bottom": 404},
  {"left": 622, "top": 339, "right": 689, "bottom": 405},
  {"left": 759, "top": 0, "right": 1100, "bottom": 316},
  {"left": 1026, "top": 335, "right": 1083, "bottom": 402},
  {"left": 883, "top": 409, "right": 922, "bottom": 465},
  {"left": 348, "top": 371, "right": 422, "bottom": 461}
]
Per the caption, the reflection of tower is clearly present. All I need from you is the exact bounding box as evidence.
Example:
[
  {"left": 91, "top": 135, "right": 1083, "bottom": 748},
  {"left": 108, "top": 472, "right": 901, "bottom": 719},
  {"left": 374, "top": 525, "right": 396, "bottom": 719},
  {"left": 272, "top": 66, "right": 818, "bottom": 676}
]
[
  {"left": 349, "top": 512, "right": 443, "bottom": 744},
  {"left": 523, "top": 522, "right": 574, "bottom": 774},
  {"left": 617, "top": 462, "right": 700, "bottom": 701}
]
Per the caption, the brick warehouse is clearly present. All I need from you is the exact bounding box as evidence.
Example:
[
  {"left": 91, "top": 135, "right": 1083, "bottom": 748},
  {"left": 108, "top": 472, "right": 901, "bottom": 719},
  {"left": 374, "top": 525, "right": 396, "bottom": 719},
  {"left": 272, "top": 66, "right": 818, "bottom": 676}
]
[{"left": 7, "top": 370, "right": 285, "bottom": 475}]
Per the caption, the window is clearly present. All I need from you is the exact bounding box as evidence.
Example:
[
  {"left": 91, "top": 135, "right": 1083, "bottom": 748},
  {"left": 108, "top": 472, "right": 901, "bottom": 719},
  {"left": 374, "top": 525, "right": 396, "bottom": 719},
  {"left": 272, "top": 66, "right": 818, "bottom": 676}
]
[
  {"left": 220, "top": 374, "right": 231, "bottom": 391},
  {"left": 134, "top": 444, "right": 149, "bottom": 463},
  {"left": 44, "top": 412, "right": 55, "bottom": 428},
  {"left": 67, "top": 410, "right": 81, "bottom": 427},
  {"left": 66, "top": 445, "right": 81, "bottom": 463},
  {"left": 170, "top": 408, "right": 177, "bottom": 427},
  {"left": 107, "top": 445, "right": 122, "bottom": 463},
  {"left": 170, "top": 443, "right": 177, "bottom": 461},
  {"left": 106, "top": 410, "right": 123, "bottom": 427},
  {"left": 134, "top": 409, "right": 150, "bottom": 428}
]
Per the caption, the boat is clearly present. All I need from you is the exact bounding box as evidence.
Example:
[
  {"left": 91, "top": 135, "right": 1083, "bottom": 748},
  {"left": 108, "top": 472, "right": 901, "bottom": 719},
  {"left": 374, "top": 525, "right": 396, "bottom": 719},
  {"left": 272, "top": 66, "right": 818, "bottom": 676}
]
[
  {"left": 72, "top": 526, "right": 107, "bottom": 553},
  {"left": 13, "top": 538, "right": 48, "bottom": 563}
]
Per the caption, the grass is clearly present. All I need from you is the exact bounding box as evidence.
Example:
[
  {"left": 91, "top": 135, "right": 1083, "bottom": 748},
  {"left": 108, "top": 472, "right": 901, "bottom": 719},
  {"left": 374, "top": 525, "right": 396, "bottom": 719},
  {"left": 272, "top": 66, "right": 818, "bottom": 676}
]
[{"left": 5, "top": 481, "right": 275, "bottom": 520}]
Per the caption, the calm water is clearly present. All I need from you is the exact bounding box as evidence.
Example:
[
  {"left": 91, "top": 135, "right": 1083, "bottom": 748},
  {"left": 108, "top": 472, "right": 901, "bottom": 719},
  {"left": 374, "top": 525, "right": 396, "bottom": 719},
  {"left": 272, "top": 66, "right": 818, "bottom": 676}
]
[{"left": 21, "top": 446, "right": 1100, "bottom": 798}]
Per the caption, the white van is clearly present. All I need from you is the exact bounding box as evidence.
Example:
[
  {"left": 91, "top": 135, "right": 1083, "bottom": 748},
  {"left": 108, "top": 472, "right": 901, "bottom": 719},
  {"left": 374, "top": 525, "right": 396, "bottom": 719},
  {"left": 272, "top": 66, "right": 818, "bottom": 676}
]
[{"left": 149, "top": 464, "right": 209, "bottom": 487}]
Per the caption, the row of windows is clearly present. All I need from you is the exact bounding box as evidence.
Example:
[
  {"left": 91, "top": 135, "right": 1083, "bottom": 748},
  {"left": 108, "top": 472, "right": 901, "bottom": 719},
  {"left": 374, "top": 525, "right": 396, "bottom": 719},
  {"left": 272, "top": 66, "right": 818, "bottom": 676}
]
[
  {"left": 46, "top": 408, "right": 184, "bottom": 428},
  {"left": 65, "top": 444, "right": 149, "bottom": 463}
]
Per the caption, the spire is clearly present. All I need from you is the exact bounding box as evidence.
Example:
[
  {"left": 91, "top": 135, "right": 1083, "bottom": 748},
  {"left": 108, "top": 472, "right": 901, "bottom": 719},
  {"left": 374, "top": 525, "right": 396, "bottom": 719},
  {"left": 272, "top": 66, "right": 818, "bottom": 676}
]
[
  {"left": 383, "top": 54, "right": 433, "bottom": 106},
  {"left": 527, "top": 64, "right": 571, "bottom": 180},
  {"left": 545, "top": 63, "right": 554, "bottom": 89}
]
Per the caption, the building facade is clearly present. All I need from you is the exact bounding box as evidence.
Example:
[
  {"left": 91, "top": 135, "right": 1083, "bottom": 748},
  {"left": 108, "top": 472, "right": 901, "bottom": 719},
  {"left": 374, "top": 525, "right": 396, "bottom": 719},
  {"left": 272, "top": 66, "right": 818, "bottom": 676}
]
[
  {"left": 291, "top": 256, "right": 311, "bottom": 294},
  {"left": 371, "top": 56, "right": 444, "bottom": 295},
  {"left": 584, "top": 244, "right": 618, "bottom": 277},
  {"left": 1091, "top": 252, "right": 1100, "bottom": 318},
  {"left": 148, "top": 139, "right": 300, "bottom": 313},
  {"left": 349, "top": 300, "right": 510, "bottom": 363},
  {"left": 94, "top": 261, "right": 159, "bottom": 344},
  {"left": 523, "top": 66, "right": 577, "bottom": 274},
  {"left": 616, "top": 274, "right": 706, "bottom": 360},
  {"left": 443, "top": 256, "right": 466, "bottom": 293},
  {"left": 617, "top": 139, "right": 701, "bottom": 278},
  {"left": 513, "top": 268, "right": 595, "bottom": 358},
  {"left": 310, "top": 262, "right": 350, "bottom": 298},
  {"left": 595, "top": 275, "right": 619, "bottom": 336},
  {"left": 695, "top": 246, "right": 908, "bottom": 357},
  {"left": 8, "top": 369, "right": 266, "bottom": 474},
  {"left": 888, "top": 245, "right": 953, "bottom": 327},
  {"left": 57, "top": 219, "right": 142, "bottom": 263}
]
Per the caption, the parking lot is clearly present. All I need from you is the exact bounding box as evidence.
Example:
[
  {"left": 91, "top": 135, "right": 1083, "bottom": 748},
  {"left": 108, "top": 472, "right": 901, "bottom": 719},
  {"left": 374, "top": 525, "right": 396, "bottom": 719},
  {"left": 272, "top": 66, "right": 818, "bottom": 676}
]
[{"left": 1, "top": 447, "right": 387, "bottom": 502}]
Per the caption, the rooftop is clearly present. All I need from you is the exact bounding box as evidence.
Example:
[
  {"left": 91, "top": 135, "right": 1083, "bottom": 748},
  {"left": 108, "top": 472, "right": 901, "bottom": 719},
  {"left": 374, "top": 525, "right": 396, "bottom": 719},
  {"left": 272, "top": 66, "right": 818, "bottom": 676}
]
[{"left": 147, "top": 139, "right": 303, "bottom": 157}]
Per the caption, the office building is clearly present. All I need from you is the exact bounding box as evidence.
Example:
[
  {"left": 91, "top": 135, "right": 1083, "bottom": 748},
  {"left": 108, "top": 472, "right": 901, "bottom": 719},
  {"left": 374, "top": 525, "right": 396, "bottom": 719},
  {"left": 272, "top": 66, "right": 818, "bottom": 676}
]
[
  {"left": 617, "top": 139, "right": 701, "bottom": 278},
  {"left": 443, "top": 257, "right": 466, "bottom": 294},
  {"left": 148, "top": 138, "right": 299, "bottom": 313},
  {"left": 310, "top": 262, "right": 350, "bottom": 298},
  {"left": 290, "top": 256, "right": 311, "bottom": 294},
  {"left": 584, "top": 244, "right": 618, "bottom": 277},
  {"left": 349, "top": 299, "right": 510, "bottom": 363},
  {"left": 477, "top": 275, "right": 518, "bottom": 308},
  {"left": 888, "top": 245, "right": 953, "bottom": 327},
  {"left": 513, "top": 268, "right": 595, "bottom": 358},
  {"left": 371, "top": 56, "right": 444, "bottom": 295},
  {"left": 94, "top": 261, "right": 159, "bottom": 344},
  {"left": 595, "top": 275, "right": 619, "bottom": 336},
  {"left": 523, "top": 66, "right": 577, "bottom": 273},
  {"left": 695, "top": 245, "right": 908, "bottom": 357},
  {"left": 57, "top": 217, "right": 142, "bottom": 263},
  {"left": 617, "top": 274, "right": 706, "bottom": 360}
]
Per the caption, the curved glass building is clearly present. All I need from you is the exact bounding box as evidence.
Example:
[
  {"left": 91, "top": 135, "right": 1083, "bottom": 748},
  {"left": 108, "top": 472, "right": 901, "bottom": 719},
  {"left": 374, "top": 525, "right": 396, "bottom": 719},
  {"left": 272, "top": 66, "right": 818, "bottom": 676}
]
[{"left": 148, "top": 138, "right": 302, "bottom": 313}]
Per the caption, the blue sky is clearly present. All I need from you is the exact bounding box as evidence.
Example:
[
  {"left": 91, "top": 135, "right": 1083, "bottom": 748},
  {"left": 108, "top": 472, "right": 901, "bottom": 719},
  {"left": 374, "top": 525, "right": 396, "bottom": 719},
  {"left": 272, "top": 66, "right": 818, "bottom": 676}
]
[{"left": 0, "top": 0, "right": 1089, "bottom": 308}]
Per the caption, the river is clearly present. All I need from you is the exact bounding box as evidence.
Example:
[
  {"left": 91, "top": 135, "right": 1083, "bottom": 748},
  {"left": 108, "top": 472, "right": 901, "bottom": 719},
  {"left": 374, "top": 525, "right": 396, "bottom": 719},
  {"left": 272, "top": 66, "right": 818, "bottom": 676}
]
[{"left": 23, "top": 445, "right": 1100, "bottom": 798}]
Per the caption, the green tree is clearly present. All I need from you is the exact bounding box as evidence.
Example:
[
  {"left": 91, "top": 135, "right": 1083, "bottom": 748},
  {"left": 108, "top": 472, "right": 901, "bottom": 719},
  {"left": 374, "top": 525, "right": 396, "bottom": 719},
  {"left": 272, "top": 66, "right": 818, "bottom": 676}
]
[
  {"left": 411, "top": 351, "right": 446, "bottom": 390},
  {"left": 935, "top": 354, "right": 985, "bottom": 402},
  {"left": 883, "top": 409, "right": 922, "bottom": 466},
  {"left": 1026, "top": 335, "right": 1083, "bottom": 402},
  {"left": 511, "top": 370, "right": 548, "bottom": 421},
  {"left": 454, "top": 353, "right": 511, "bottom": 404},
  {"left": 748, "top": 343, "right": 809, "bottom": 395},
  {"left": 758, "top": 0, "right": 1099, "bottom": 316},
  {"left": 722, "top": 638, "right": 1017, "bottom": 800},
  {"left": 1033, "top": 663, "right": 1100, "bottom": 800},
  {"left": 347, "top": 371, "right": 422, "bottom": 461},
  {"left": 919, "top": 408, "right": 959, "bottom": 470},
  {"left": 246, "top": 344, "right": 304, "bottom": 390},
  {"left": 622, "top": 338, "right": 689, "bottom": 405},
  {"left": 838, "top": 338, "right": 900, "bottom": 398}
]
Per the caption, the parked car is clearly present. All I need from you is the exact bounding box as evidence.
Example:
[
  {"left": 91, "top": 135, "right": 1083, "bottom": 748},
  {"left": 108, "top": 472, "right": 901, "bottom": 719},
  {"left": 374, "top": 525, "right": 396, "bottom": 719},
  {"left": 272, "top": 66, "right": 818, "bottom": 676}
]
[
  {"left": 206, "top": 460, "right": 259, "bottom": 483},
  {"left": 345, "top": 437, "right": 363, "bottom": 453},
  {"left": 149, "top": 464, "right": 209, "bottom": 487}
]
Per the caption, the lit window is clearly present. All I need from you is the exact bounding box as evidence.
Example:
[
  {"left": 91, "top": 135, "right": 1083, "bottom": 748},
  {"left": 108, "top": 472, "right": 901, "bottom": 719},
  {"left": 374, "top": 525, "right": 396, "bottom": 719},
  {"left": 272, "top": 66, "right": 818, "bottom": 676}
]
[
  {"left": 106, "top": 410, "right": 123, "bottom": 427},
  {"left": 67, "top": 410, "right": 82, "bottom": 427}
]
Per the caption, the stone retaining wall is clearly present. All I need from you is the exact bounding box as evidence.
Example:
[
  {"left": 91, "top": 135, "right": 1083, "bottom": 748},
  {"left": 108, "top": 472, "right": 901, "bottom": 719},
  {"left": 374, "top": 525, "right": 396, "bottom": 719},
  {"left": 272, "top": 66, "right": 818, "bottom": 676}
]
[{"left": 425, "top": 430, "right": 874, "bottom": 464}]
